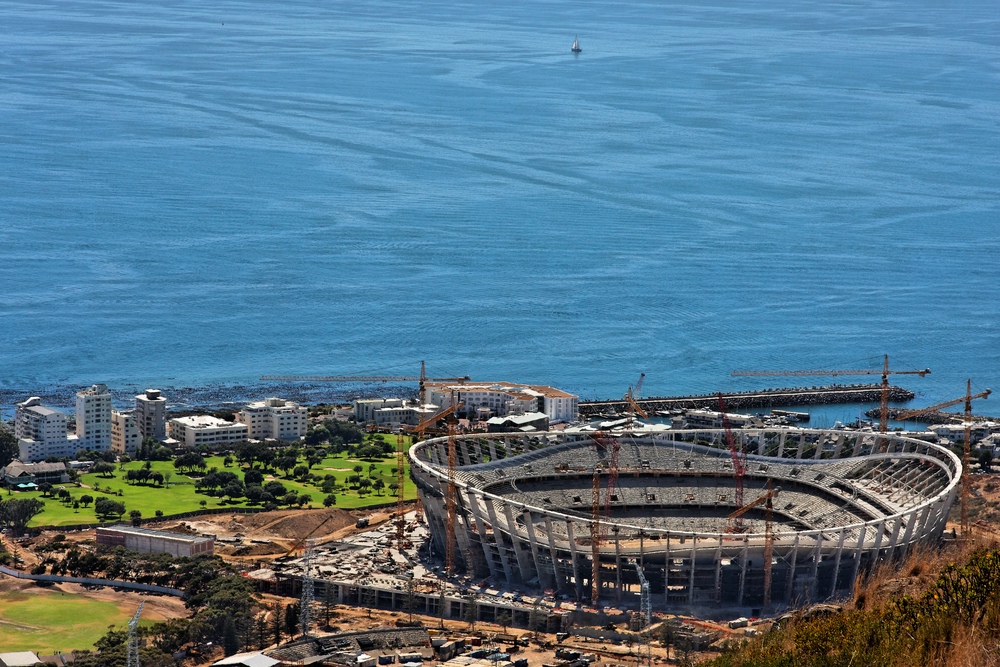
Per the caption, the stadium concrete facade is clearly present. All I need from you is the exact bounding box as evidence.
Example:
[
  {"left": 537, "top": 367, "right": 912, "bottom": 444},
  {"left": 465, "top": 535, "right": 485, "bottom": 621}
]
[{"left": 410, "top": 428, "right": 960, "bottom": 611}]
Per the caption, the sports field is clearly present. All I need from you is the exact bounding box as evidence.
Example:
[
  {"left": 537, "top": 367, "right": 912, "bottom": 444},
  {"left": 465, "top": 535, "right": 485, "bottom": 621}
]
[{"left": 0, "top": 582, "right": 179, "bottom": 653}]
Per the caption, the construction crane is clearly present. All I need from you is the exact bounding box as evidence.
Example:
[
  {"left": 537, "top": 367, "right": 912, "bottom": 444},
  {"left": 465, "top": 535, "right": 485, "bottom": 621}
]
[
  {"left": 127, "top": 601, "right": 144, "bottom": 667},
  {"left": 634, "top": 562, "right": 652, "bottom": 667},
  {"left": 732, "top": 354, "right": 930, "bottom": 433},
  {"left": 718, "top": 394, "right": 748, "bottom": 532},
  {"left": 445, "top": 408, "right": 459, "bottom": 576},
  {"left": 896, "top": 381, "right": 990, "bottom": 537},
  {"left": 728, "top": 481, "right": 780, "bottom": 609},
  {"left": 283, "top": 513, "right": 338, "bottom": 557},
  {"left": 260, "top": 360, "right": 470, "bottom": 385},
  {"left": 396, "top": 430, "right": 408, "bottom": 551},
  {"left": 624, "top": 374, "right": 649, "bottom": 430}
]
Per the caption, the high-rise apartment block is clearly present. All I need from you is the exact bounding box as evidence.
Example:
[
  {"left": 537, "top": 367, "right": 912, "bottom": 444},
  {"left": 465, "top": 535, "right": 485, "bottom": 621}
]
[
  {"left": 237, "top": 398, "right": 308, "bottom": 441},
  {"left": 75, "top": 384, "right": 112, "bottom": 451},
  {"left": 15, "top": 397, "right": 75, "bottom": 462},
  {"left": 135, "top": 389, "right": 167, "bottom": 441},
  {"left": 111, "top": 410, "right": 142, "bottom": 455}
]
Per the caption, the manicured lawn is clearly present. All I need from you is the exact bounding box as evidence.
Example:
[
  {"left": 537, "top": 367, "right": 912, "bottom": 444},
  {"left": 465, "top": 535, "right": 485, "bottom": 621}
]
[
  {"left": 21, "top": 446, "right": 417, "bottom": 527},
  {"left": 0, "top": 588, "right": 137, "bottom": 653}
]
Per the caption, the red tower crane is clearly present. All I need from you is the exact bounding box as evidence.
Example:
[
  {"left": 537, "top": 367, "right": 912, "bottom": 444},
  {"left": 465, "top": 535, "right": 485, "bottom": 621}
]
[{"left": 718, "top": 393, "right": 748, "bottom": 532}]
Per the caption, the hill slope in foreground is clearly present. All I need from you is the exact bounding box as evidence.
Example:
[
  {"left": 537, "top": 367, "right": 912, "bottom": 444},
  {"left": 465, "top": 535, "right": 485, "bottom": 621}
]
[{"left": 708, "top": 541, "right": 1000, "bottom": 667}]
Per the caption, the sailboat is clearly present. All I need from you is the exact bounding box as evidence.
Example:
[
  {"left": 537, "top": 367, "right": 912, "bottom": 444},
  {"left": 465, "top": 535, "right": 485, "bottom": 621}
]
[{"left": 571, "top": 35, "right": 581, "bottom": 53}]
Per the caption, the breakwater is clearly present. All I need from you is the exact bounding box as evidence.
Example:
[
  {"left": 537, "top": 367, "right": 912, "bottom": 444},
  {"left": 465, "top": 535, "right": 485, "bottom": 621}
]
[
  {"left": 866, "top": 407, "right": 1000, "bottom": 425},
  {"left": 579, "top": 383, "right": 915, "bottom": 417}
]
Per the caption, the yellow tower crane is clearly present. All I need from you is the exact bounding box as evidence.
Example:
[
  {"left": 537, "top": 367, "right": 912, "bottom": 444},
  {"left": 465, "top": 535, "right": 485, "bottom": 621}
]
[
  {"left": 727, "top": 481, "right": 780, "bottom": 609},
  {"left": 732, "top": 354, "right": 930, "bottom": 434},
  {"left": 894, "top": 381, "right": 990, "bottom": 537}
]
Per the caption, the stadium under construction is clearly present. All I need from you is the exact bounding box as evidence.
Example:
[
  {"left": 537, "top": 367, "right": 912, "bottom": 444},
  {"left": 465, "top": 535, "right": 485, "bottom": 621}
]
[{"left": 410, "top": 427, "right": 960, "bottom": 612}]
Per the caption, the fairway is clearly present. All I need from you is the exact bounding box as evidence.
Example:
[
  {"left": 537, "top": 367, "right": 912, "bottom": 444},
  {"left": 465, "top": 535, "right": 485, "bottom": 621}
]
[
  {"left": 23, "top": 449, "right": 416, "bottom": 527},
  {"left": 0, "top": 582, "right": 174, "bottom": 653}
]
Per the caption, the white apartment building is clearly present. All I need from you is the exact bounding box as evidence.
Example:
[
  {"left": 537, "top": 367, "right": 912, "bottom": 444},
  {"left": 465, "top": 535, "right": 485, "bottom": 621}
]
[
  {"left": 354, "top": 398, "right": 405, "bottom": 423},
  {"left": 168, "top": 415, "right": 248, "bottom": 449},
  {"left": 111, "top": 410, "right": 142, "bottom": 455},
  {"left": 15, "top": 397, "right": 77, "bottom": 462},
  {"left": 75, "top": 384, "right": 112, "bottom": 451},
  {"left": 424, "top": 381, "right": 579, "bottom": 423},
  {"left": 135, "top": 389, "right": 167, "bottom": 441},
  {"left": 353, "top": 398, "right": 441, "bottom": 428},
  {"left": 236, "top": 398, "right": 308, "bottom": 441}
]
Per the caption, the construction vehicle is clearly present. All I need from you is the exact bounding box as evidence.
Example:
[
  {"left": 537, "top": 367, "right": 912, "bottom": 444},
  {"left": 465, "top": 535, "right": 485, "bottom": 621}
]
[
  {"left": 896, "top": 381, "right": 990, "bottom": 537},
  {"left": 728, "top": 481, "right": 780, "bottom": 608},
  {"left": 732, "top": 354, "right": 930, "bottom": 433}
]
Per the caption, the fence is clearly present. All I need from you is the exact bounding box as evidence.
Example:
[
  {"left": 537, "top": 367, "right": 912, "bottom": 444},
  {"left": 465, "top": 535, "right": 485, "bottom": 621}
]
[{"left": 0, "top": 563, "right": 185, "bottom": 597}]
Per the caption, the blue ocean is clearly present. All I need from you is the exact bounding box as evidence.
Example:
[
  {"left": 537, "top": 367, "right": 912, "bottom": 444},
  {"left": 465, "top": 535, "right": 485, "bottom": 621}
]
[{"left": 1, "top": 0, "right": 998, "bottom": 419}]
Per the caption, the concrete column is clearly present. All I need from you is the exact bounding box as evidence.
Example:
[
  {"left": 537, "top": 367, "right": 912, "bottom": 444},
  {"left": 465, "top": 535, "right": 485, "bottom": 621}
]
[
  {"left": 713, "top": 535, "right": 723, "bottom": 603},
  {"left": 484, "top": 499, "right": 515, "bottom": 583},
  {"left": 850, "top": 524, "right": 868, "bottom": 591},
  {"left": 778, "top": 431, "right": 786, "bottom": 459},
  {"left": 785, "top": 533, "right": 801, "bottom": 603},
  {"left": 688, "top": 537, "right": 697, "bottom": 605},
  {"left": 543, "top": 516, "right": 564, "bottom": 592},
  {"left": 566, "top": 521, "right": 584, "bottom": 600},
  {"left": 523, "top": 510, "right": 548, "bottom": 588},
  {"left": 737, "top": 535, "right": 749, "bottom": 606},
  {"left": 885, "top": 517, "right": 904, "bottom": 563},
  {"left": 897, "top": 509, "right": 920, "bottom": 559},
  {"left": 488, "top": 439, "right": 498, "bottom": 461},
  {"left": 796, "top": 433, "right": 805, "bottom": 459},
  {"left": 809, "top": 533, "right": 823, "bottom": 601},
  {"left": 614, "top": 530, "right": 623, "bottom": 600},
  {"left": 503, "top": 503, "right": 532, "bottom": 582},
  {"left": 664, "top": 533, "right": 671, "bottom": 604},
  {"left": 472, "top": 439, "right": 484, "bottom": 464},
  {"left": 465, "top": 490, "right": 498, "bottom": 579},
  {"left": 830, "top": 528, "right": 847, "bottom": 597}
]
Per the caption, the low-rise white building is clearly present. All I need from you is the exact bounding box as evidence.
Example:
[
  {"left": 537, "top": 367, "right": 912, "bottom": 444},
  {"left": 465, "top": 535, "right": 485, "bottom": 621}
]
[
  {"left": 928, "top": 420, "right": 1000, "bottom": 444},
  {"left": 111, "top": 410, "right": 142, "bottom": 455},
  {"left": 423, "top": 381, "right": 579, "bottom": 423},
  {"left": 237, "top": 398, "right": 307, "bottom": 441},
  {"left": 353, "top": 398, "right": 440, "bottom": 428},
  {"left": 168, "top": 415, "right": 248, "bottom": 448},
  {"left": 15, "top": 397, "right": 77, "bottom": 462}
]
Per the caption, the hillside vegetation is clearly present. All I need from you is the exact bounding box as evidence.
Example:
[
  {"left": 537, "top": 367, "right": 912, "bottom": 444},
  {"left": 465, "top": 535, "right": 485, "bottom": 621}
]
[{"left": 709, "top": 541, "right": 1000, "bottom": 667}]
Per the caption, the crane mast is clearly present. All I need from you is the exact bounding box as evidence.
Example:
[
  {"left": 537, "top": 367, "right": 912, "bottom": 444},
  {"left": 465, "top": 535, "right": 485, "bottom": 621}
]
[{"left": 718, "top": 394, "right": 747, "bottom": 531}]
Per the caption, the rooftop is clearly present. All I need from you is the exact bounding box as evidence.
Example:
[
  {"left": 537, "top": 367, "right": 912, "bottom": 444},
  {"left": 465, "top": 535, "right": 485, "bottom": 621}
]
[
  {"left": 97, "top": 524, "right": 214, "bottom": 544},
  {"left": 170, "top": 415, "right": 245, "bottom": 429}
]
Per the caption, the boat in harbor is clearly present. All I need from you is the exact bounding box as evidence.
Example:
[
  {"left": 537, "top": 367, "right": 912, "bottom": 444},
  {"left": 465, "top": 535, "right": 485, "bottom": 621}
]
[{"left": 571, "top": 35, "right": 581, "bottom": 53}]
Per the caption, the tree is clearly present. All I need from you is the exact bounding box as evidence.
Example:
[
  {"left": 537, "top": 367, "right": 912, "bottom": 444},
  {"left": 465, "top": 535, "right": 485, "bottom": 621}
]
[
  {"left": 463, "top": 593, "right": 479, "bottom": 631},
  {"left": 978, "top": 448, "right": 993, "bottom": 472},
  {"left": 245, "top": 485, "right": 266, "bottom": 505},
  {"left": 80, "top": 494, "right": 94, "bottom": 507},
  {"left": 0, "top": 428, "right": 17, "bottom": 468},
  {"left": 282, "top": 493, "right": 299, "bottom": 507},
  {"left": 323, "top": 494, "right": 337, "bottom": 507},
  {"left": 244, "top": 468, "right": 264, "bottom": 487},
  {"left": 222, "top": 613, "right": 239, "bottom": 656},
  {"left": 223, "top": 482, "right": 245, "bottom": 502},
  {"left": 296, "top": 494, "right": 311, "bottom": 508},
  {"left": 264, "top": 481, "right": 287, "bottom": 497},
  {"left": 293, "top": 465, "right": 309, "bottom": 480},
  {"left": 175, "top": 452, "right": 206, "bottom": 474},
  {"left": 284, "top": 603, "right": 300, "bottom": 638},
  {"left": 130, "top": 509, "right": 142, "bottom": 526},
  {"left": 353, "top": 464, "right": 363, "bottom": 475},
  {"left": 95, "top": 497, "right": 126, "bottom": 521},
  {"left": 270, "top": 603, "right": 283, "bottom": 646},
  {"left": 38, "top": 482, "right": 53, "bottom": 497},
  {"left": 93, "top": 461, "right": 116, "bottom": 477},
  {"left": 372, "top": 479, "right": 385, "bottom": 496},
  {"left": 223, "top": 455, "right": 234, "bottom": 467},
  {"left": 497, "top": 610, "right": 512, "bottom": 633},
  {"left": 275, "top": 456, "right": 297, "bottom": 476},
  {"left": 0, "top": 498, "right": 45, "bottom": 536},
  {"left": 322, "top": 582, "right": 337, "bottom": 629},
  {"left": 150, "top": 471, "right": 164, "bottom": 486},
  {"left": 405, "top": 576, "right": 417, "bottom": 623},
  {"left": 529, "top": 602, "right": 545, "bottom": 639},
  {"left": 155, "top": 509, "right": 164, "bottom": 518}
]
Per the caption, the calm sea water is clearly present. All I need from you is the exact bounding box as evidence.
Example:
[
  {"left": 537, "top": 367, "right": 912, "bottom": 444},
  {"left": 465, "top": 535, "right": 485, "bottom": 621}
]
[{"left": 1, "top": 0, "right": 998, "bottom": 417}]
